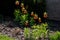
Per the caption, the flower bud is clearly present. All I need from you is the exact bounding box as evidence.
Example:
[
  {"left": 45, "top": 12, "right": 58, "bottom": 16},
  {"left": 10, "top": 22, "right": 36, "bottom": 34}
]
[
  {"left": 31, "top": 11, "right": 34, "bottom": 16},
  {"left": 38, "top": 17, "right": 42, "bottom": 23},
  {"left": 25, "top": 21, "right": 29, "bottom": 26},
  {"left": 34, "top": 14, "right": 38, "bottom": 20},
  {"left": 43, "top": 12, "right": 48, "bottom": 18},
  {"left": 23, "top": 9, "right": 27, "bottom": 14},
  {"left": 21, "top": 7, "right": 25, "bottom": 12},
  {"left": 21, "top": 3, "right": 24, "bottom": 8},
  {"left": 15, "top": 1, "right": 19, "bottom": 6}
]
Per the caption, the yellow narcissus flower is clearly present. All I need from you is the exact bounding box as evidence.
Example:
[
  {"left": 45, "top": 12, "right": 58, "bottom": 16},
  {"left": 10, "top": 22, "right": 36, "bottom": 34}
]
[
  {"left": 21, "top": 3, "right": 24, "bottom": 8},
  {"left": 15, "top": 1, "right": 19, "bottom": 6},
  {"left": 25, "top": 21, "right": 29, "bottom": 26},
  {"left": 43, "top": 12, "right": 48, "bottom": 18},
  {"left": 31, "top": 11, "right": 35, "bottom": 16},
  {"left": 38, "top": 17, "right": 42, "bottom": 23},
  {"left": 34, "top": 14, "right": 38, "bottom": 20}
]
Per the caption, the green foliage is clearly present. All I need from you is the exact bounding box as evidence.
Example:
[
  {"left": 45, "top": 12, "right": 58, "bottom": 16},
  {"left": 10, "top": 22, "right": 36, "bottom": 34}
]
[
  {"left": 20, "top": 14, "right": 28, "bottom": 21},
  {"left": 30, "top": 17, "right": 35, "bottom": 26},
  {"left": 31, "top": 24, "right": 48, "bottom": 39},
  {"left": 20, "top": 14, "right": 28, "bottom": 25},
  {"left": 14, "top": 9, "right": 21, "bottom": 22},
  {"left": 14, "top": 9, "right": 29, "bottom": 26},
  {"left": 42, "top": 22, "right": 48, "bottom": 27},
  {"left": 31, "top": 29, "right": 41, "bottom": 40},
  {"left": 13, "top": 8, "right": 47, "bottom": 26},
  {"left": 31, "top": 23, "right": 48, "bottom": 29},
  {"left": 24, "top": 28, "right": 30, "bottom": 38},
  {"left": 24, "top": 23, "right": 48, "bottom": 40},
  {"left": 14, "top": 0, "right": 46, "bottom": 26},
  {"left": 49, "top": 32, "right": 58, "bottom": 40},
  {"left": 49, "top": 31, "right": 60, "bottom": 40},
  {"left": 31, "top": 25, "right": 40, "bottom": 29},
  {"left": 0, "top": 34, "right": 15, "bottom": 40},
  {"left": 56, "top": 31, "right": 60, "bottom": 40}
]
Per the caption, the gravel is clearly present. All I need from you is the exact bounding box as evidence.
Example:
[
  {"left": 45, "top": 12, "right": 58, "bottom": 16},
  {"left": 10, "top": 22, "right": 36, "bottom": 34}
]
[{"left": 0, "top": 21, "right": 24, "bottom": 40}]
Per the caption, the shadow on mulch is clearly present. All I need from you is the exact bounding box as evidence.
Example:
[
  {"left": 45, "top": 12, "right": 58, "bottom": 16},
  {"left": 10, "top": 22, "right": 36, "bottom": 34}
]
[
  {"left": 47, "top": 19, "right": 60, "bottom": 31},
  {"left": 0, "top": 15, "right": 24, "bottom": 29}
]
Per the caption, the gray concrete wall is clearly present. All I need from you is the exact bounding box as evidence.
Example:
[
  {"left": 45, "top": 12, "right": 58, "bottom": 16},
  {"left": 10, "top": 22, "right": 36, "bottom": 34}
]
[{"left": 46, "top": 0, "right": 60, "bottom": 20}]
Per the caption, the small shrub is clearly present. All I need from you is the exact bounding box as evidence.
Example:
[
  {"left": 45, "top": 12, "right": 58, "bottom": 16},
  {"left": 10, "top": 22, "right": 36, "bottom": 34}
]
[{"left": 24, "top": 23, "right": 48, "bottom": 40}]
